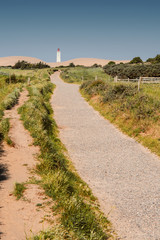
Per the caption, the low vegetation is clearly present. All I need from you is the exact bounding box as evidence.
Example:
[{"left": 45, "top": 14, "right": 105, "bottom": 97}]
[
  {"left": 80, "top": 80, "right": 160, "bottom": 156},
  {"left": 146, "top": 54, "right": 160, "bottom": 64},
  {"left": 129, "top": 57, "right": 143, "bottom": 64},
  {"left": 103, "top": 54, "right": 160, "bottom": 79},
  {"left": 18, "top": 72, "right": 113, "bottom": 239},
  {"left": 13, "top": 182, "right": 26, "bottom": 200},
  {"left": 61, "top": 66, "right": 112, "bottom": 84},
  {"left": 0, "top": 74, "right": 23, "bottom": 143},
  {"left": 103, "top": 62, "right": 160, "bottom": 78},
  {"left": 12, "top": 60, "right": 50, "bottom": 69},
  {"left": 3, "top": 88, "right": 20, "bottom": 110}
]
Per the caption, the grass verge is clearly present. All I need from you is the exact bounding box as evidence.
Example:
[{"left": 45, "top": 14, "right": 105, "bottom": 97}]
[
  {"left": 0, "top": 79, "right": 22, "bottom": 144},
  {"left": 18, "top": 74, "right": 114, "bottom": 239},
  {"left": 80, "top": 80, "right": 160, "bottom": 157}
]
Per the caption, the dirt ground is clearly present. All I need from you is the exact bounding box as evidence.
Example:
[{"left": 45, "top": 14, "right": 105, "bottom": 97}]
[{"left": 0, "top": 91, "right": 54, "bottom": 240}]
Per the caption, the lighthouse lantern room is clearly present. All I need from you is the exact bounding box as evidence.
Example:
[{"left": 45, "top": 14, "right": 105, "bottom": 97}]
[{"left": 57, "top": 48, "right": 61, "bottom": 63}]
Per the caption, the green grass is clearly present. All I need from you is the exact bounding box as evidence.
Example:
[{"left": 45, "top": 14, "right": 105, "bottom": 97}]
[
  {"left": 18, "top": 73, "right": 113, "bottom": 239},
  {"left": 60, "top": 66, "right": 112, "bottom": 84},
  {"left": 13, "top": 182, "right": 26, "bottom": 200},
  {"left": 27, "top": 225, "right": 77, "bottom": 240},
  {"left": 0, "top": 74, "right": 22, "bottom": 143},
  {"left": 0, "top": 118, "right": 13, "bottom": 145}
]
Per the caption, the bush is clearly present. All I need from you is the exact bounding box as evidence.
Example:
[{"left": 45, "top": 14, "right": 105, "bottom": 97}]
[
  {"left": 102, "top": 84, "right": 137, "bottom": 102},
  {"left": 103, "top": 63, "right": 160, "bottom": 78},
  {"left": 92, "top": 63, "right": 102, "bottom": 68},
  {"left": 108, "top": 61, "right": 116, "bottom": 65},
  {"left": 5, "top": 74, "right": 26, "bottom": 84},
  {"left": 130, "top": 57, "right": 143, "bottom": 64},
  {"left": 12, "top": 60, "right": 50, "bottom": 69},
  {"left": 68, "top": 62, "right": 75, "bottom": 67}
]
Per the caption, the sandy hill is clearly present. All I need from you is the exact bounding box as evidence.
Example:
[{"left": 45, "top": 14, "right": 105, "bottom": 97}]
[
  {"left": 0, "top": 56, "right": 129, "bottom": 67},
  {"left": 49, "top": 58, "right": 129, "bottom": 67},
  {"left": 0, "top": 56, "right": 46, "bottom": 66}
]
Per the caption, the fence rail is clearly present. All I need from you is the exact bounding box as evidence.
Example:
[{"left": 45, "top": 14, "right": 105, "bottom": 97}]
[
  {"left": 114, "top": 76, "right": 160, "bottom": 91},
  {"left": 0, "top": 72, "right": 9, "bottom": 76}
]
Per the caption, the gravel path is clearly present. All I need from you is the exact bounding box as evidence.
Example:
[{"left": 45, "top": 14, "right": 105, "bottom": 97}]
[{"left": 51, "top": 72, "right": 160, "bottom": 240}]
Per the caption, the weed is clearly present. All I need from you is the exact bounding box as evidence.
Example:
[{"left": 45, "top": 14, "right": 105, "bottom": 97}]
[{"left": 13, "top": 182, "right": 26, "bottom": 200}]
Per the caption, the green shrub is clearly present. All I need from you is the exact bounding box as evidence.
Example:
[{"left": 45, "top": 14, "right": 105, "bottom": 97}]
[
  {"left": 103, "top": 63, "right": 160, "bottom": 78},
  {"left": 130, "top": 57, "right": 143, "bottom": 64},
  {"left": 108, "top": 61, "right": 116, "bottom": 65}
]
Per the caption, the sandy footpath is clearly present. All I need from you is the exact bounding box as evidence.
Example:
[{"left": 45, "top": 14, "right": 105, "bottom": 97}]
[
  {"left": 51, "top": 72, "right": 160, "bottom": 240},
  {"left": 0, "top": 91, "right": 53, "bottom": 240}
]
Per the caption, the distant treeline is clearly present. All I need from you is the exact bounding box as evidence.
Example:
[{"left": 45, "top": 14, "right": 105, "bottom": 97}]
[
  {"left": 12, "top": 60, "right": 50, "bottom": 69},
  {"left": 103, "top": 54, "right": 160, "bottom": 79}
]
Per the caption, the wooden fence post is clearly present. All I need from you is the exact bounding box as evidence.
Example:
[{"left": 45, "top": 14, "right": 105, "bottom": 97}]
[
  {"left": 27, "top": 77, "right": 30, "bottom": 85},
  {"left": 138, "top": 77, "right": 142, "bottom": 91},
  {"left": 95, "top": 75, "right": 97, "bottom": 81},
  {"left": 9, "top": 73, "right": 11, "bottom": 84},
  {"left": 114, "top": 76, "right": 118, "bottom": 83}
]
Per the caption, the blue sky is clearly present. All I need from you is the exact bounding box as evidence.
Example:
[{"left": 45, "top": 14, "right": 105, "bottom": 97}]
[{"left": 0, "top": 0, "right": 160, "bottom": 62}]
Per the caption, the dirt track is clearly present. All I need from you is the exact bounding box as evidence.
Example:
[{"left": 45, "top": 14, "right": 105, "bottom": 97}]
[
  {"left": 51, "top": 72, "right": 160, "bottom": 240},
  {"left": 0, "top": 91, "right": 52, "bottom": 240}
]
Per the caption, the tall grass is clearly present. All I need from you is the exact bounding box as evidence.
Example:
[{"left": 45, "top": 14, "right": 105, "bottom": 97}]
[
  {"left": 18, "top": 76, "right": 112, "bottom": 239},
  {"left": 0, "top": 75, "right": 23, "bottom": 143}
]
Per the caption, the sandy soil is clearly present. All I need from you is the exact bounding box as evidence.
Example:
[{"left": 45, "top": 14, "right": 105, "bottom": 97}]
[
  {"left": 0, "top": 91, "right": 54, "bottom": 240},
  {"left": 0, "top": 56, "right": 129, "bottom": 67}
]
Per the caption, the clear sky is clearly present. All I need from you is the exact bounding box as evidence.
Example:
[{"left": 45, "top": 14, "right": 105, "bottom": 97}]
[{"left": 0, "top": 0, "right": 160, "bottom": 62}]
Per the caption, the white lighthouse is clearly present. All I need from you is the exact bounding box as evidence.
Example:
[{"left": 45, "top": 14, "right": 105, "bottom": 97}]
[{"left": 56, "top": 48, "right": 61, "bottom": 63}]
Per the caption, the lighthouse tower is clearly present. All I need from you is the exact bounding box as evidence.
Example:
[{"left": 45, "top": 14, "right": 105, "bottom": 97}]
[{"left": 56, "top": 48, "right": 61, "bottom": 63}]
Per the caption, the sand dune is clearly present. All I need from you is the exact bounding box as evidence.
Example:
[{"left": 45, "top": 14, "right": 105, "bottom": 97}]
[
  {"left": 49, "top": 58, "right": 129, "bottom": 67},
  {"left": 0, "top": 56, "right": 46, "bottom": 66},
  {"left": 0, "top": 56, "right": 129, "bottom": 67}
]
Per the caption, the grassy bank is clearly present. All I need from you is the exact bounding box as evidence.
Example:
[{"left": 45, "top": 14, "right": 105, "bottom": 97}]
[
  {"left": 80, "top": 80, "right": 160, "bottom": 157},
  {"left": 60, "top": 66, "right": 160, "bottom": 158},
  {"left": 18, "top": 73, "right": 113, "bottom": 239}
]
